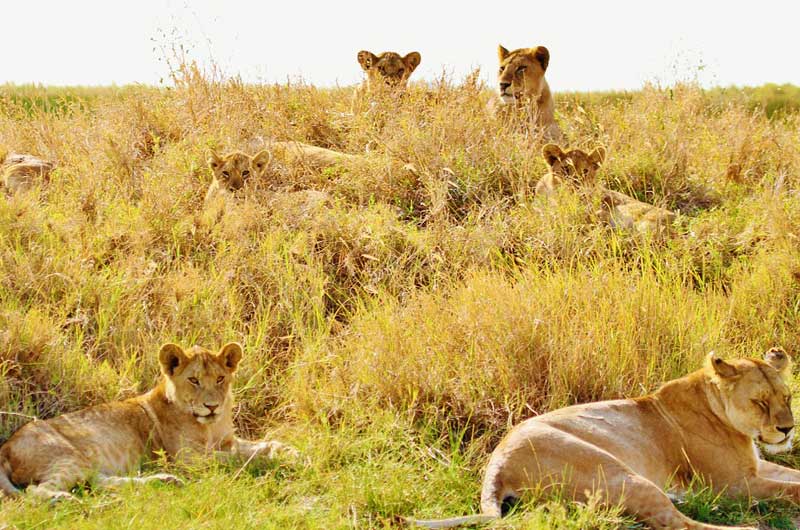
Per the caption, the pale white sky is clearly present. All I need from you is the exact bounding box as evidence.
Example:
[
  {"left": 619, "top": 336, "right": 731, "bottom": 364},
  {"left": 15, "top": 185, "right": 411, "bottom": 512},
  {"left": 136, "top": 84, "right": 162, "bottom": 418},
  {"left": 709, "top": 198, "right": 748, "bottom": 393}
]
[{"left": 3, "top": 0, "right": 799, "bottom": 91}]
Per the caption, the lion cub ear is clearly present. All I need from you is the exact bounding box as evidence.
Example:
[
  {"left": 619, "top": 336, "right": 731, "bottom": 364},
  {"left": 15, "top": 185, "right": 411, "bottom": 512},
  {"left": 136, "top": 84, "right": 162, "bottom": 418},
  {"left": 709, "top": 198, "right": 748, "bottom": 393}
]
[
  {"left": 530, "top": 46, "right": 550, "bottom": 71},
  {"left": 208, "top": 150, "right": 223, "bottom": 172},
  {"left": 707, "top": 351, "right": 739, "bottom": 379},
  {"left": 542, "top": 144, "right": 564, "bottom": 167},
  {"left": 589, "top": 147, "right": 606, "bottom": 166},
  {"left": 250, "top": 149, "right": 272, "bottom": 175},
  {"left": 159, "top": 343, "right": 189, "bottom": 377},
  {"left": 403, "top": 52, "right": 422, "bottom": 73},
  {"left": 357, "top": 50, "right": 378, "bottom": 71},
  {"left": 218, "top": 342, "right": 243, "bottom": 373},
  {"left": 764, "top": 347, "right": 792, "bottom": 382},
  {"left": 498, "top": 45, "right": 510, "bottom": 62}
]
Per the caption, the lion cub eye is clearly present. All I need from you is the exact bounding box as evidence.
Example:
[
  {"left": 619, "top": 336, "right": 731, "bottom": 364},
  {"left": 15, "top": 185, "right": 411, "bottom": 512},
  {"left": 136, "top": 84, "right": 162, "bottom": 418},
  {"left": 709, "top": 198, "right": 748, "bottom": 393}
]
[
  {"left": 221, "top": 171, "right": 230, "bottom": 179},
  {"left": 216, "top": 376, "right": 225, "bottom": 385},
  {"left": 188, "top": 377, "right": 200, "bottom": 386},
  {"left": 242, "top": 170, "right": 250, "bottom": 179}
]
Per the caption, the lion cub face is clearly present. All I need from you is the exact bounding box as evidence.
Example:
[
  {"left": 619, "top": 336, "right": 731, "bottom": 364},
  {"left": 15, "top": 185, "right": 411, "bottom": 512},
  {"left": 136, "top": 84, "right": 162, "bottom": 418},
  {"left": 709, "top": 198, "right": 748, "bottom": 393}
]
[
  {"left": 357, "top": 50, "right": 421, "bottom": 89},
  {"left": 709, "top": 350, "right": 794, "bottom": 446},
  {"left": 159, "top": 342, "right": 242, "bottom": 424},
  {"left": 497, "top": 45, "right": 549, "bottom": 104},
  {"left": 543, "top": 144, "right": 606, "bottom": 187},
  {"left": 208, "top": 150, "right": 271, "bottom": 194}
]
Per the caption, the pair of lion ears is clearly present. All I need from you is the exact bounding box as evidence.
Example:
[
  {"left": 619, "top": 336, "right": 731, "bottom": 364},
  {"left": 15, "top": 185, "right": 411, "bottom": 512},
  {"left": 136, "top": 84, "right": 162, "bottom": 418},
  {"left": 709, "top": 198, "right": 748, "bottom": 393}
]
[
  {"left": 498, "top": 45, "right": 550, "bottom": 71},
  {"left": 158, "top": 342, "right": 243, "bottom": 376},
  {"left": 357, "top": 51, "right": 422, "bottom": 72},
  {"left": 709, "top": 347, "right": 792, "bottom": 379},
  {"left": 542, "top": 144, "right": 606, "bottom": 167},
  {"left": 207, "top": 150, "right": 271, "bottom": 170}
]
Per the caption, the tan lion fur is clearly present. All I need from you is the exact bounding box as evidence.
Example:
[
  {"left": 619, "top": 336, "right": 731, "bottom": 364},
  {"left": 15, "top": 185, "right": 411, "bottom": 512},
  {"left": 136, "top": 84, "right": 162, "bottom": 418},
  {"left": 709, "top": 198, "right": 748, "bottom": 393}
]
[
  {"left": 352, "top": 50, "right": 422, "bottom": 112},
  {"left": 0, "top": 342, "right": 296, "bottom": 501},
  {"left": 1, "top": 152, "right": 54, "bottom": 194},
  {"left": 410, "top": 349, "right": 798, "bottom": 530},
  {"left": 488, "top": 45, "right": 562, "bottom": 141},
  {"left": 538, "top": 143, "right": 676, "bottom": 233}
]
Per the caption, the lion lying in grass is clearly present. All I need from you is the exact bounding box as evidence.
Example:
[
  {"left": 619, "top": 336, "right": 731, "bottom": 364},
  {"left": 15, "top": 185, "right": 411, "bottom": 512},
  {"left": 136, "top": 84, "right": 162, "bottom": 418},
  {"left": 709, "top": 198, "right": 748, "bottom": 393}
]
[
  {"left": 1, "top": 152, "right": 54, "bottom": 194},
  {"left": 538, "top": 143, "right": 676, "bottom": 233},
  {"left": 0, "top": 342, "right": 297, "bottom": 501},
  {"left": 410, "top": 348, "right": 798, "bottom": 530}
]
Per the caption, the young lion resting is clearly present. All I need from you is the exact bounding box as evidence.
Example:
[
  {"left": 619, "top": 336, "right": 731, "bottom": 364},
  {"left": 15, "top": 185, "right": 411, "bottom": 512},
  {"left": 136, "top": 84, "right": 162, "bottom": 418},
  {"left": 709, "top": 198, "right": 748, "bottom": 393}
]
[
  {"left": 0, "top": 342, "right": 296, "bottom": 501},
  {"left": 410, "top": 349, "right": 798, "bottom": 529},
  {"left": 538, "top": 143, "right": 676, "bottom": 233}
]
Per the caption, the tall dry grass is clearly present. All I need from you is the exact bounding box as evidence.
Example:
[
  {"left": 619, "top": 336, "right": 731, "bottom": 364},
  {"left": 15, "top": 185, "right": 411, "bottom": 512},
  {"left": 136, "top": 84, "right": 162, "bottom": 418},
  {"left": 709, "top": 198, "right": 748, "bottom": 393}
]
[{"left": 1, "top": 68, "right": 800, "bottom": 527}]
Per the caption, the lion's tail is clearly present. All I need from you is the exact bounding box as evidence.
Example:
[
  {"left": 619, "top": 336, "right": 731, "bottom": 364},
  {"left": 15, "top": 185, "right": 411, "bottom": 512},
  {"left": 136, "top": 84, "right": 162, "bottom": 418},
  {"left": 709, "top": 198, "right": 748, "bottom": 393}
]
[
  {"left": 403, "top": 515, "right": 497, "bottom": 528},
  {"left": 0, "top": 456, "right": 20, "bottom": 498}
]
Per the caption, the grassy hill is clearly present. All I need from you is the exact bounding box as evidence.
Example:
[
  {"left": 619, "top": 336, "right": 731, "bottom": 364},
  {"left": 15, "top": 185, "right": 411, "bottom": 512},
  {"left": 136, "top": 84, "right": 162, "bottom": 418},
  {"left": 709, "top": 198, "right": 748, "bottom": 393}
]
[{"left": 2, "top": 69, "right": 800, "bottom": 528}]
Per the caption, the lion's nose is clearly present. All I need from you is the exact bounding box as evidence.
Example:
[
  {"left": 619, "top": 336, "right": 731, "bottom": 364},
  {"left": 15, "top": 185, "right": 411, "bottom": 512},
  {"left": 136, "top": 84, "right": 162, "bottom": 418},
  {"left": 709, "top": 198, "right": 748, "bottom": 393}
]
[
  {"left": 778, "top": 426, "right": 794, "bottom": 435},
  {"left": 499, "top": 82, "right": 511, "bottom": 92},
  {"left": 205, "top": 404, "right": 218, "bottom": 413}
]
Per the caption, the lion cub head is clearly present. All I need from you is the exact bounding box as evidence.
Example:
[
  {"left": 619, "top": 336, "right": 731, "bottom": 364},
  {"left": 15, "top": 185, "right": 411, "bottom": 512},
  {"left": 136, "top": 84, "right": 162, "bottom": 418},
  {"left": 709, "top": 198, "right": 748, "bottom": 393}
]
[
  {"left": 357, "top": 50, "right": 422, "bottom": 90},
  {"left": 208, "top": 150, "right": 271, "bottom": 194},
  {"left": 542, "top": 144, "right": 606, "bottom": 187},
  {"left": 159, "top": 342, "right": 243, "bottom": 424},
  {"left": 708, "top": 350, "right": 794, "bottom": 447},
  {"left": 497, "top": 45, "right": 549, "bottom": 104}
]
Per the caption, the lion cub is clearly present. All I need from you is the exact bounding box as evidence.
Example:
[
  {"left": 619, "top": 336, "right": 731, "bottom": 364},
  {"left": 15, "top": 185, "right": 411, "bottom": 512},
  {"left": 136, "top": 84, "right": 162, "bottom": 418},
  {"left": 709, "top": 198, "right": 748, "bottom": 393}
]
[
  {"left": 1, "top": 152, "right": 54, "bottom": 194},
  {"left": 538, "top": 143, "right": 675, "bottom": 233},
  {"left": 0, "top": 342, "right": 297, "bottom": 501},
  {"left": 410, "top": 349, "right": 797, "bottom": 530},
  {"left": 488, "top": 45, "right": 562, "bottom": 141},
  {"left": 205, "top": 149, "right": 271, "bottom": 205},
  {"left": 352, "top": 50, "right": 422, "bottom": 112}
]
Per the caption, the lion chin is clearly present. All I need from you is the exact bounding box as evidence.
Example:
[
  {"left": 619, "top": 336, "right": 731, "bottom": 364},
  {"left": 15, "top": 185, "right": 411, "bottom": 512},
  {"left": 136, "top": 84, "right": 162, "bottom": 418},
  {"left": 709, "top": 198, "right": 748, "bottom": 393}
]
[
  {"left": 761, "top": 436, "right": 793, "bottom": 455},
  {"left": 193, "top": 412, "right": 220, "bottom": 425}
]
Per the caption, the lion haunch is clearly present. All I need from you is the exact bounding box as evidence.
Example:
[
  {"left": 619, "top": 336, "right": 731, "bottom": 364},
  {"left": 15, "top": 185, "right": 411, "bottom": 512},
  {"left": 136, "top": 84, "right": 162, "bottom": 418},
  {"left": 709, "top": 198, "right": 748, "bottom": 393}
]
[{"left": 410, "top": 349, "right": 798, "bottom": 530}]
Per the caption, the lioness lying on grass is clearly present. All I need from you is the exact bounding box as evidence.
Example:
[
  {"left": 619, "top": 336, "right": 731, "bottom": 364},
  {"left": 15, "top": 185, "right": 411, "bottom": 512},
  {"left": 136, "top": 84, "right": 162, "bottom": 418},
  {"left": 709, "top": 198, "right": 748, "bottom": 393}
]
[
  {"left": 1, "top": 152, "right": 54, "bottom": 194},
  {"left": 410, "top": 348, "right": 798, "bottom": 530},
  {"left": 0, "top": 342, "right": 297, "bottom": 501},
  {"left": 538, "top": 143, "right": 676, "bottom": 233}
]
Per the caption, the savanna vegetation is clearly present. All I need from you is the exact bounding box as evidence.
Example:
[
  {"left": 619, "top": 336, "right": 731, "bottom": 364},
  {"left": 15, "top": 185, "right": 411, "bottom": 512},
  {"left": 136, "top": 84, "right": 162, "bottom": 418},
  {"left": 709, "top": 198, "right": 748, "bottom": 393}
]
[{"left": 2, "top": 62, "right": 800, "bottom": 528}]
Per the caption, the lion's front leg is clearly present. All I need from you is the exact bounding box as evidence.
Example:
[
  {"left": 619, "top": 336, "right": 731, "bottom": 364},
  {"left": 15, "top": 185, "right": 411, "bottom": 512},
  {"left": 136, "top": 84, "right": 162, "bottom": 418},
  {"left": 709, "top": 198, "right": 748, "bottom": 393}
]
[
  {"left": 728, "top": 474, "right": 800, "bottom": 502},
  {"left": 758, "top": 460, "right": 800, "bottom": 483},
  {"left": 232, "top": 437, "right": 299, "bottom": 461}
]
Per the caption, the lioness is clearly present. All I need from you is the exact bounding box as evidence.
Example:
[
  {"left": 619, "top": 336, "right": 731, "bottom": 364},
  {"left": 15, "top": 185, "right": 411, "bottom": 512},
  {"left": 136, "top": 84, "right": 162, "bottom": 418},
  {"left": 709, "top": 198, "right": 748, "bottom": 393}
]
[
  {"left": 0, "top": 342, "right": 296, "bottom": 501},
  {"left": 205, "top": 149, "right": 271, "bottom": 205},
  {"left": 538, "top": 143, "right": 675, "bottom": 233},
  {"left": 488, "top": 45, "right": 562, "bottom": 141},
  {"left": 1, "top": 152, "right": 54, "bottom": 194},
  {"left": 410, "top": 349, "right": 798, "bottom": 530}
]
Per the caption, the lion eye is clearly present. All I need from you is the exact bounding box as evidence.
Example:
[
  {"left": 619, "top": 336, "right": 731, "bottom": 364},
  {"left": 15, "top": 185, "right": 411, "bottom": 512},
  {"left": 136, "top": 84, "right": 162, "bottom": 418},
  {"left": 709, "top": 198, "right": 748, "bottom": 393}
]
[
  {"left": 188, "top": 377, "right": 199, "bottom": 386},
  {"left": 221, "top": 171, "right": 230, "bottom": 179},
  {"left": 242, "top": 170, "right": 250, "bottom": 179},
  {"left": 216, "top": 376, "right": 225, "bottom": 385},
  {"left": 753, "top": 400, "right": 768, "bottom": 411},
  {"left": 516, "top": 66, "right": 527, "bottom": 76}
]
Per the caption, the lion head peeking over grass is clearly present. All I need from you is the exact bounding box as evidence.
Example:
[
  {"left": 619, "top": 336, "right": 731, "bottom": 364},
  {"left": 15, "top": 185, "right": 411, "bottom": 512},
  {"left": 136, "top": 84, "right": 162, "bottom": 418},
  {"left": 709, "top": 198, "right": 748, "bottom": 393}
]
[{"left": 488, "top": 44, "right": 562, "bottom": 141}]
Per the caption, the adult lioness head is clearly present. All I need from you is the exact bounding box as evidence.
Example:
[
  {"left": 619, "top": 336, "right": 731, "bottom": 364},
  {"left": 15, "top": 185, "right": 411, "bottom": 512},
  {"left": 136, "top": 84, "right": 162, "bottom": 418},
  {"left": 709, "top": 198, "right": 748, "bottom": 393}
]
[
  {"left": 708, "top": 350, "right": 794, "bottom": 446},
  {"left": 159, "top": 342, "right": 242, "bottom": 425},
  {"left": 208, "top": 150, "right": 271, "bottom": 193},
  {"left": 357, "top": 50, "right": 421, "bottom": 89},
  {"left": 542, "top": 144, "right": 606, "bottom": 186},
  {"left": 497, "top": 45, "right": 549, "bottom": 104}
]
